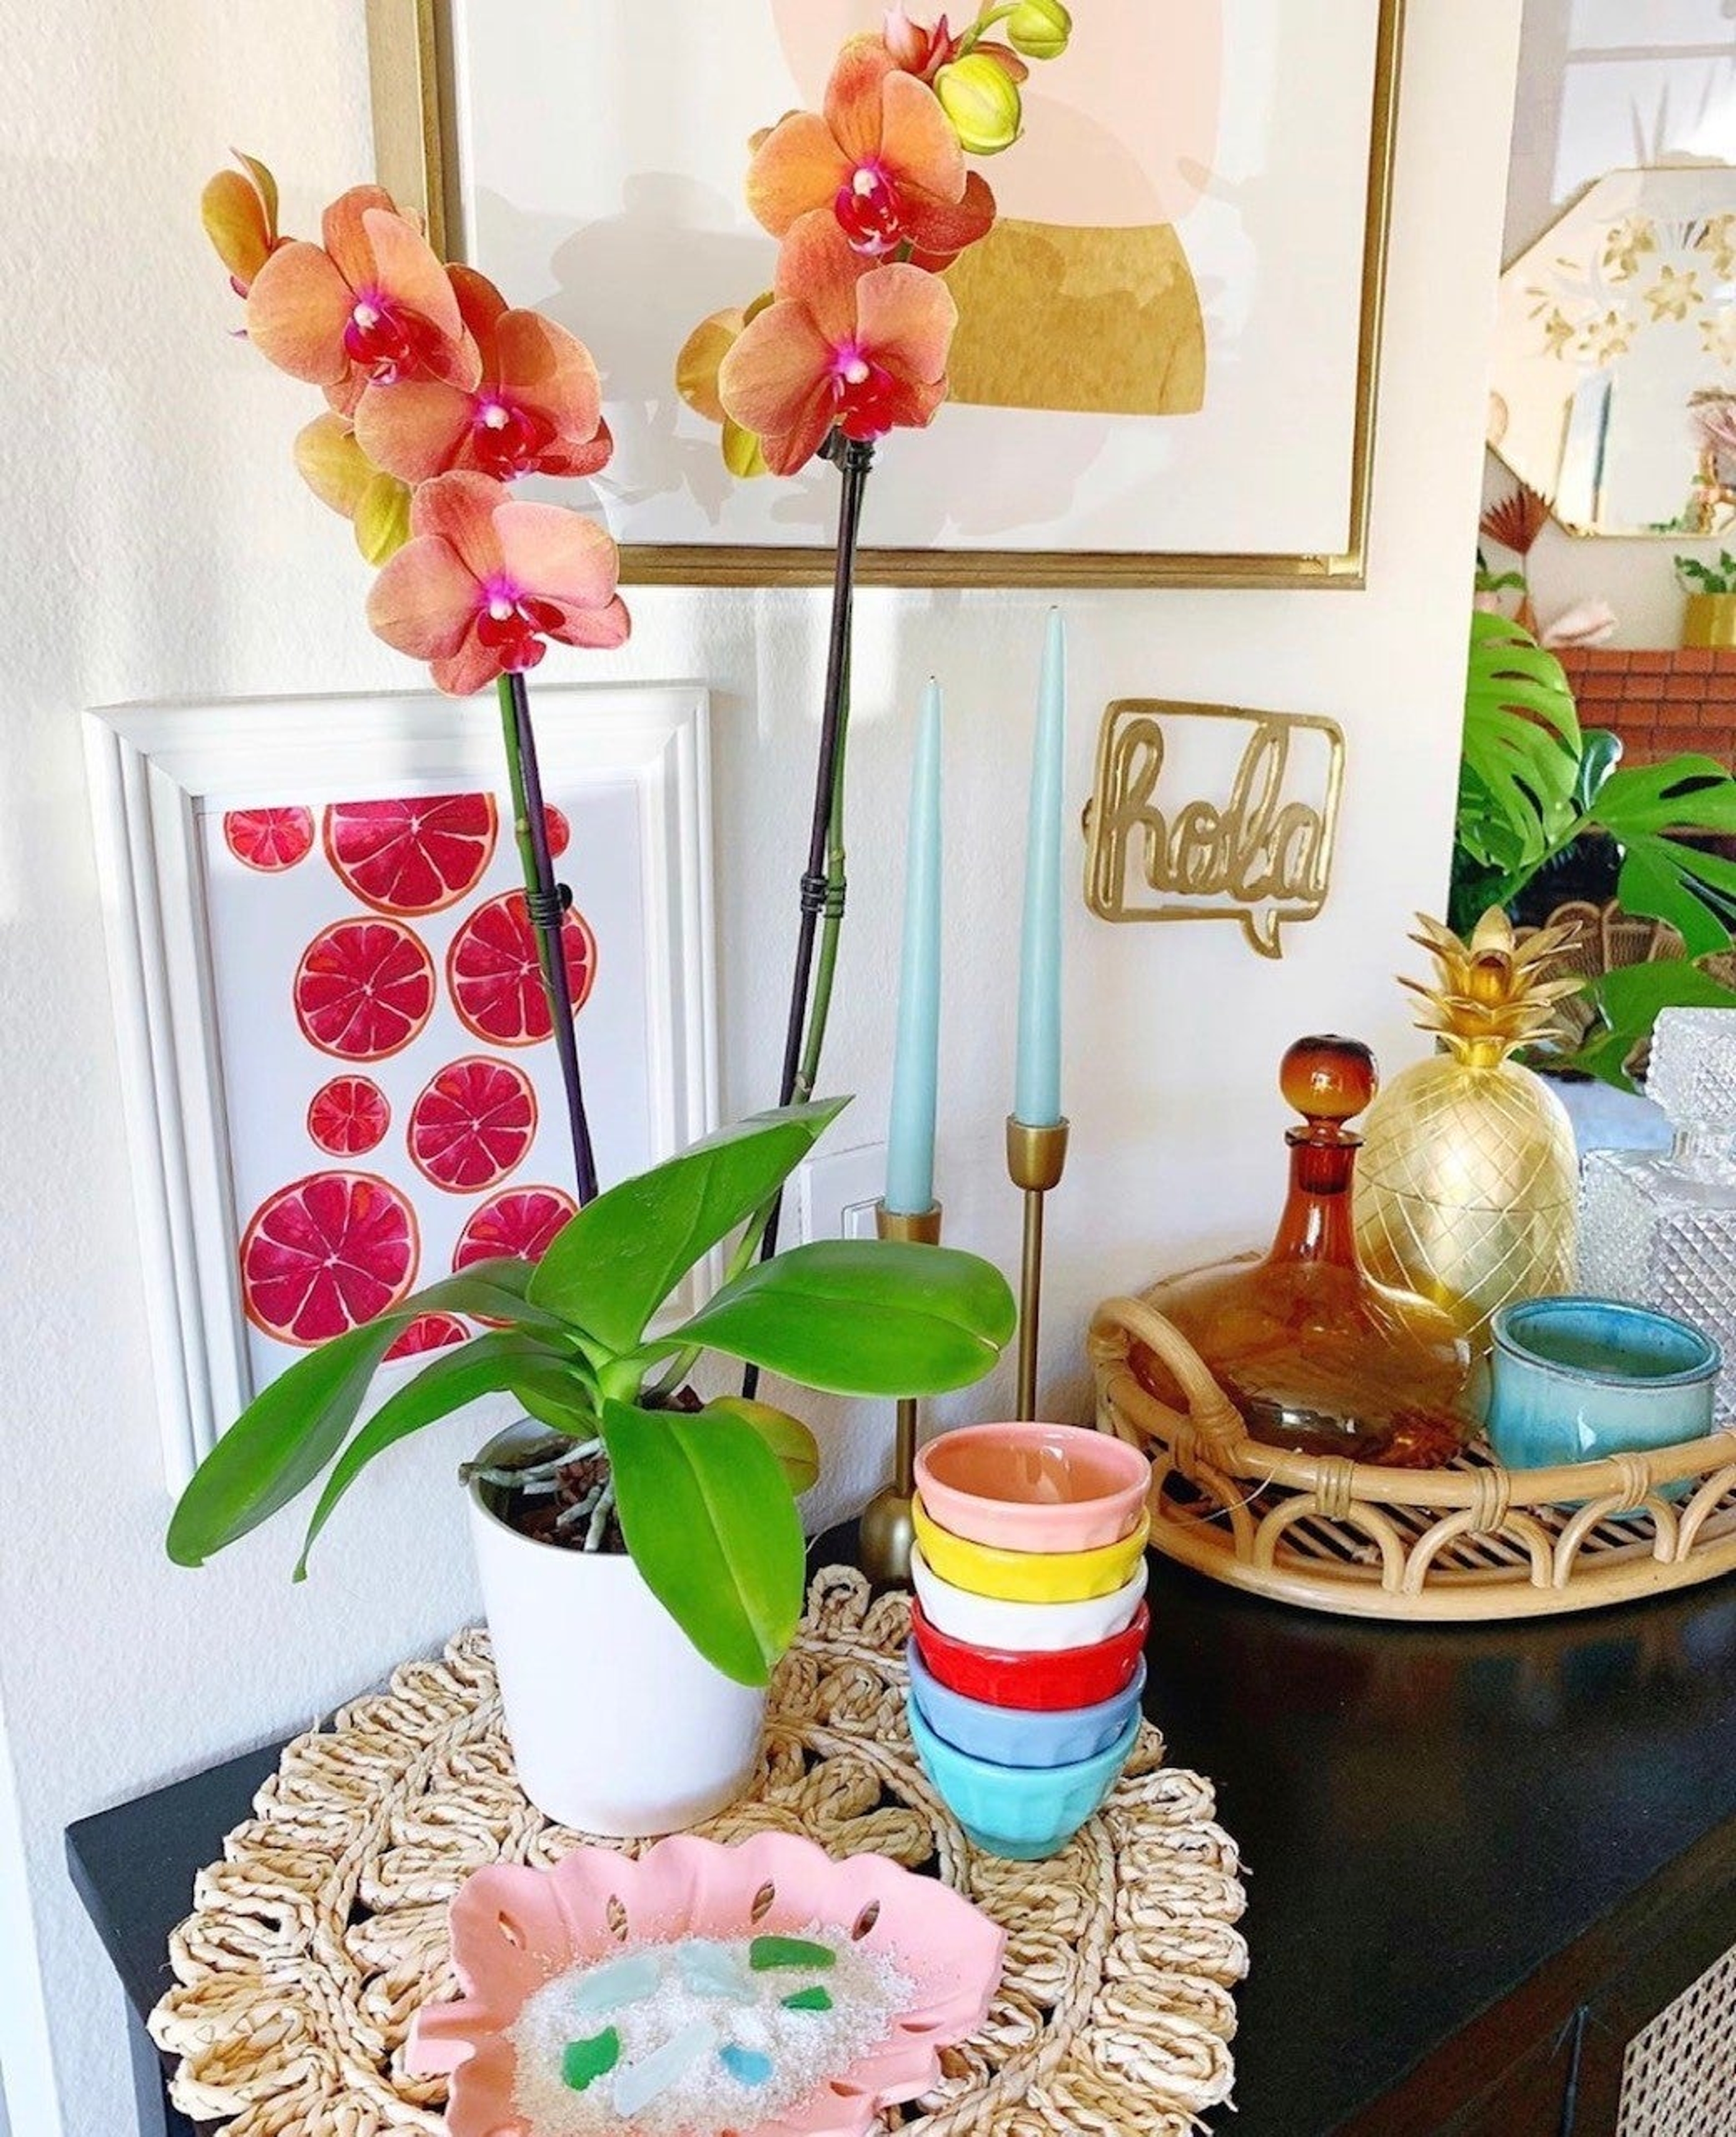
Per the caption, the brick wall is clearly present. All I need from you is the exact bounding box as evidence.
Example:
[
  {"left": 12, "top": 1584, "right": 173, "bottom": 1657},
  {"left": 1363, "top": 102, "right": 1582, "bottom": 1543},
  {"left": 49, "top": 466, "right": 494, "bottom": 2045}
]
[{"left": 1555, "top": 648, "right": 1736, "bottom": 767}]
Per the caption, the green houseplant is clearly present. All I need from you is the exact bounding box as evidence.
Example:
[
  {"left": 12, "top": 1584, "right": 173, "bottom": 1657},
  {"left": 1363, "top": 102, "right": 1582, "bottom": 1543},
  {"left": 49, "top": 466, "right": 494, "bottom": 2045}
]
[
  {"left": 1452, "top": 611, "right": 1736, "bottom": 1084},
  {"left": 1677, "top": 551, "right": 1736, "bottom": 648},
  {"left": 171, "top": 1097, "right": 1014, "bottom": 1831}
]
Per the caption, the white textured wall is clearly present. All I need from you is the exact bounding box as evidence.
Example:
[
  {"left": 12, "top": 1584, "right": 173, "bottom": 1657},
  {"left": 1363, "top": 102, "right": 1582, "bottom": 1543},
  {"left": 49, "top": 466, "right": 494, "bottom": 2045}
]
[{"left": 0, "top": 2, "right": 1522, "bottom": 2129}]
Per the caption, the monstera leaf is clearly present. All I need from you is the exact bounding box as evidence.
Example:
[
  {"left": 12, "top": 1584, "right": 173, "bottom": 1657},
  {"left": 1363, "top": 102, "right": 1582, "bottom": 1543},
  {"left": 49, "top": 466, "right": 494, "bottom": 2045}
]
[
  {"left": 1458, "top": 613, "right": 1582, "bottom": 877},
  {"left": 1590, "top": 757, "right": 1736, "bottom": 956}
]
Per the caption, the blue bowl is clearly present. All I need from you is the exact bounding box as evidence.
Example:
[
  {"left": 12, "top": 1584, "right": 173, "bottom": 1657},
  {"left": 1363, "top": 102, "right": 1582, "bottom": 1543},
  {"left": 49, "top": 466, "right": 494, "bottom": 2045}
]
[
  {"left": 909, "top": 1639, "right": 1146, "bottom": 1769},
  {"left": 1486, "top": 1296, "right": 1720, "bottom": 1485},
  {"left": 906, "top": 1693, "right": 1140, "bottom": 1861}
]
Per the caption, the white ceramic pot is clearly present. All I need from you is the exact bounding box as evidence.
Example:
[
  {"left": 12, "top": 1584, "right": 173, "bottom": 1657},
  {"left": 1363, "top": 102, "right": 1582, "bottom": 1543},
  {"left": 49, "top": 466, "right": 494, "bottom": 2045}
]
[{"left": 467, "top": 1429, "right": 766, "bottom": 1837}]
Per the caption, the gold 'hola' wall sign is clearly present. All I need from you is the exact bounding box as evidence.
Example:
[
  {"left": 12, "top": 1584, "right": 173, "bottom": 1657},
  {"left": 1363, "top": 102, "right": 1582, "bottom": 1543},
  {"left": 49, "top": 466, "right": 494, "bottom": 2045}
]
[{"left": 1084, "top": 700, "right": 1345, "bottom": 957}]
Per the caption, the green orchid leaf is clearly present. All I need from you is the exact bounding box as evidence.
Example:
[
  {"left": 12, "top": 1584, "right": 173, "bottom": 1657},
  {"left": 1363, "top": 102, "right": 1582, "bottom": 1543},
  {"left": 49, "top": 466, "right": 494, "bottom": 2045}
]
[
  {"left": 166, "top": 1264, "right": 552, "bottom": 1566},
  {"left": 1458, "top": 614, "right": 1582, "bottom": 875},
  {"left": 667, "top": 1241, "right": 1016, "bottom": 1397},
  {"left": 511, "top": 1366, "right": 601, "bottom": 1435},
  {"left": 1593, "top": 757, "right": 1736, "bottom": 955},
  {"left": 527, "top": 1102, "right": 849, "bottom": 1350},
  {"left": 704, "top": 1397, "right": 820, "bottom": 1495},
  {"left": 294, "top": 1335, "right": 585, "bottom": 1577},
  {"left": 1557, "top": 958, "right": 1736, "bottom": 1091},
  {"left": 600, "top": 1399, "right": 805, "bottom": 1687}
]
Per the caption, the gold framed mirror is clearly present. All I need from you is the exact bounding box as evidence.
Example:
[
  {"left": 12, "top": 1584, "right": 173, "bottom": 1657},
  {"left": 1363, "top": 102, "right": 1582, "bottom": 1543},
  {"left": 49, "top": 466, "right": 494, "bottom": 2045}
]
[{"left": 1491, "top": 164, "right": 1736, "bottom": 540}]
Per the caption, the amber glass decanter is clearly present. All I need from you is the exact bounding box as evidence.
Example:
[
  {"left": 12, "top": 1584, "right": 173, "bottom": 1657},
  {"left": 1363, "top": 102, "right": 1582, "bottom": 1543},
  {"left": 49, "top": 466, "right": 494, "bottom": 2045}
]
[{"left": 1135, "top": 1036, "right": 1474, "bottom": 1466}]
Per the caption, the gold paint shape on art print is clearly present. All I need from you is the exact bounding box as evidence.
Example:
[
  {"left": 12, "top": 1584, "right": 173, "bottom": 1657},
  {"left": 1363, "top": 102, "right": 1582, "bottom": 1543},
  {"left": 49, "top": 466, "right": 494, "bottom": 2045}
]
[{"left": 1084, "top": 700, "right": 1345, "bottom": 957}]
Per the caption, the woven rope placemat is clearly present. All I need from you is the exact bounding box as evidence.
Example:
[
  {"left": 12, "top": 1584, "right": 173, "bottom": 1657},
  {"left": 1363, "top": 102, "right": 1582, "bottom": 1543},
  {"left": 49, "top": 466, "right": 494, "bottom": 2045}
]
[{"left": 149, "top": 1567, "right": 1247, "bottom": 2135}]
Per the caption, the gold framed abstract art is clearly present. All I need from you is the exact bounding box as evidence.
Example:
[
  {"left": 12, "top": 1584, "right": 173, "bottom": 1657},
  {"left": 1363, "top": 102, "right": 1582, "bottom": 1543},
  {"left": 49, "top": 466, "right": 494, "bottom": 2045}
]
[{"left": 366, "top": 0, "right": 1403, "bottom": 589}]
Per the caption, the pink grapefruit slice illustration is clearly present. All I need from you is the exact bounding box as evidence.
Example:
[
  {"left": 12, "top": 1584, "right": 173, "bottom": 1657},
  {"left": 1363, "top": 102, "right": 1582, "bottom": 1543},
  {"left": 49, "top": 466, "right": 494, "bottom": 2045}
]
[
  {"left": 408, "top": 1055, "right": 538, "bottom": 1194},
  {"left": 224, "top": 805, "right": 315, "bottom": 872},
  {"left": 240, "top": 1170, "right": 419, "bottom": 1347},
  {"left": 383, "top": 1311, "right": 471, "bottom": 1361},
  {"left": 323, "top": 792, "right": 499, "bottom": 916},
  {"left": 293, "top": 917, "right": 435, "bottom": 1061},
  {"left": 446, "top": 891, "right": 596, "bottom": 1048},
  {"left": 452, "top": 1185, "right": 578, "bottom": 1273},
  {"left": 306, "top": 1073, "right": 391, "bottom": 1157}
]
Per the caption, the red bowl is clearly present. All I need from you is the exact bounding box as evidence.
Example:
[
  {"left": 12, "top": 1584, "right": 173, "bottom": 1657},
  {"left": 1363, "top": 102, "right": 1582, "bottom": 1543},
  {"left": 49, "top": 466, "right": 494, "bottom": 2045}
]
[{"left": 909, "top": 1598, "right": 1151, "bottom": 1712}]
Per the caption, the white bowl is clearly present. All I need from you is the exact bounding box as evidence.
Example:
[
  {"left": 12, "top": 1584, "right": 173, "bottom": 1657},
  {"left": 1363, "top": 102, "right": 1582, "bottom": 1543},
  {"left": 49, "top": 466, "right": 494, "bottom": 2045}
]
[{"left": 910, "top": 1546, "right": 1149, "bottom": 1652}]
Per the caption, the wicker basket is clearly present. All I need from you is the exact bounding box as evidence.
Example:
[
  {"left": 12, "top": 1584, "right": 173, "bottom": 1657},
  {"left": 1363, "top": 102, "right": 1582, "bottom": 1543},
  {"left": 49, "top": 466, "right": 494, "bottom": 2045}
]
[{"left": 1091, "top": 1296, "right": 1736, "bottom": 1621}]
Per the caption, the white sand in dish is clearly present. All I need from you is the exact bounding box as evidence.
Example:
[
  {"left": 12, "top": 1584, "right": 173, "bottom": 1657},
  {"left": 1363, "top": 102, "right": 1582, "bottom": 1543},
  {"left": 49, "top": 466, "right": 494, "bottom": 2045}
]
[{"left": 509, "top": 1924, "right": 913, "bottom": 2137}]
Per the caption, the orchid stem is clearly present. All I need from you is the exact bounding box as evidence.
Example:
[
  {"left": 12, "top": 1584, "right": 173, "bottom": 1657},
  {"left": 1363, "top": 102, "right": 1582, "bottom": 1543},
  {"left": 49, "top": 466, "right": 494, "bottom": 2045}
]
[
  {"left": 741, "top": 434, "right": 873, "bottom": 1398},
  {"left": 497, "top": 670, "right": 599, "bottom": 1205}
]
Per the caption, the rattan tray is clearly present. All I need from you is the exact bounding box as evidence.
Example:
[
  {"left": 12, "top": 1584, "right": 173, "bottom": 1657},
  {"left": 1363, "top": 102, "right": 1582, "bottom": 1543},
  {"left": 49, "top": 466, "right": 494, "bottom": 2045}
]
[{"left": 1091, "top": 1295, "right": 1736, "bottom": 1620}]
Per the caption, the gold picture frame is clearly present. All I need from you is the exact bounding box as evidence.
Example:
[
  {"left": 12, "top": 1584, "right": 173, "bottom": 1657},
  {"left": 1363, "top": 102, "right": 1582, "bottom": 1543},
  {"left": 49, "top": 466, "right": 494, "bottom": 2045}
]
[{"left": 366, "top": 0, "right": 1403, "bottom": 591}]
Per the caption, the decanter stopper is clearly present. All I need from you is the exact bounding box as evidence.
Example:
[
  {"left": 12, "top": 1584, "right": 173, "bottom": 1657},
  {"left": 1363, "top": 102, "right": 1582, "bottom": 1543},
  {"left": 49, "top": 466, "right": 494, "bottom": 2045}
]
[
  {"left": 1280, "top": 1035, "right": 1377, "bottom": 1144},
  {"left": 1647, "top": 1009, "right": 1736, "bottom": 1130},
  {"left": 1646, "top": 1008, "right": 1736, "bottom": 1182}
]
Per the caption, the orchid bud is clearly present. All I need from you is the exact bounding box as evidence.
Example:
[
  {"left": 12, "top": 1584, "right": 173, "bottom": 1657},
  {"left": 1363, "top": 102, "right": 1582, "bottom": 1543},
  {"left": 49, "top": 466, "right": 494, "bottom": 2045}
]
[
  {"left": 884, "top": 4, "right": 932, "bottom": 70},
  {"left": 934, "top": 52, "right": 1023, "bottom": 155},
  {"left": 1007, "top": 0, "right": 1071, "bottom": 61},
  {"left": 201, "top": 151, "right": 282, "bottom": 296}
]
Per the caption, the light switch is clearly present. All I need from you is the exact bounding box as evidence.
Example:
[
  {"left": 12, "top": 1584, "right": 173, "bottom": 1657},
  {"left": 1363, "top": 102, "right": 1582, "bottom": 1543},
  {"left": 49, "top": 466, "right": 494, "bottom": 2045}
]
[{"left": 796, "top": 1142, "right": 887, "bottom": 1243}]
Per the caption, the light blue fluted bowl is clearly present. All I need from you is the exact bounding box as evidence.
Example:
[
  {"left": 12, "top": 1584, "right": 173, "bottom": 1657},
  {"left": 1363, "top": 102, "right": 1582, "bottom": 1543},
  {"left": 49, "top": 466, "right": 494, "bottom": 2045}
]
[
  {"left": 1486, "top": 1296, "right": 1720, "bottom": 1480},
  {"left": 906, "top": 1693, "right": 1139, "bottom": 1861},
  {"left": 908, "top": 1639, "right": 1146, "bottom": 1770}
]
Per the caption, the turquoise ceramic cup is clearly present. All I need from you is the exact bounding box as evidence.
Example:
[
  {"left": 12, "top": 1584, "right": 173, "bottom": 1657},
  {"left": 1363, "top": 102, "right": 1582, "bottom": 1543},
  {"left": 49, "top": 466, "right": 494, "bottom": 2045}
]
[
  {"left": 1485, "top": 1296, "right": 1720, "bottom": 1474},
  {"left": 908, "top": 1640, "right": 1147, "bottom": 1770},
  {"left": 906, "top": 1694, "right": 1139, "bottom": 1861}
]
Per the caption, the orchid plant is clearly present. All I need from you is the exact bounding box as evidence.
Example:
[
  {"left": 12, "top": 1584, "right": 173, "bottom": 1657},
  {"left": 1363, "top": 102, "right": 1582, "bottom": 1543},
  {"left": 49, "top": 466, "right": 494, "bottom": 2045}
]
[
  {"left": 676, "top": 4, "right": 1073, "bottom": 1360},
  {"left": 182, "top": 151, "right": 1018, "bottom": 1675}
]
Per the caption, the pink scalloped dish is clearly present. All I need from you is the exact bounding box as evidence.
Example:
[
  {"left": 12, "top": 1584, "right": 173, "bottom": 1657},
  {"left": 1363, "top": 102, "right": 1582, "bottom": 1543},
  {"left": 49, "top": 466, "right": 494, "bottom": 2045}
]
[{"left": 407, "top": 1831, "right": 1005, "bottom": 2137}]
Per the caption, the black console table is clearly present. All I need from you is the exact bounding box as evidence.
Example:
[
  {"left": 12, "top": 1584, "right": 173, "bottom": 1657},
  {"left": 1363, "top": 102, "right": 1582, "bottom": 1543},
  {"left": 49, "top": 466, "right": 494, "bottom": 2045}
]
[{"left": 68, "top": 1550, "right": 1736, "bottom": 2135}]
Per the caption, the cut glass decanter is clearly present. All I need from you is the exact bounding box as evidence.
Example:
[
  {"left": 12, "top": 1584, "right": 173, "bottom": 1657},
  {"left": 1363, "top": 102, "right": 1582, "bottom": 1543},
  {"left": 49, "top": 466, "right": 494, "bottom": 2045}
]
[{"left": 1580, "top": 1008, "right": 1736, "bottom": 1419}]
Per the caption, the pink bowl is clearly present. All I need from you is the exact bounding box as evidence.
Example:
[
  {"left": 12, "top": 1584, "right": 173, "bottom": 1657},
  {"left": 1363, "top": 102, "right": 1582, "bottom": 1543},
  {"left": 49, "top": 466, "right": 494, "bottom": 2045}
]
[
  {"left": 915, "top": 1423, "right": 1152, "bottom": 1552},
  {"left": 407, "top": 1830, "right": 1005, "bottom": 2137}
]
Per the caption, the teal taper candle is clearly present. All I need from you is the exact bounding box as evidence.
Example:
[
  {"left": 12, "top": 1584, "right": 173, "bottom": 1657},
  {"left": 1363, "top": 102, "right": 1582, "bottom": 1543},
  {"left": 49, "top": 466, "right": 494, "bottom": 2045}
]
[
  {"left": 1014, "top": 612, "right": 1066, "bottom": 1127},
  {"left": 885, "top": 679, "right": 943, "bottom": 1215}
]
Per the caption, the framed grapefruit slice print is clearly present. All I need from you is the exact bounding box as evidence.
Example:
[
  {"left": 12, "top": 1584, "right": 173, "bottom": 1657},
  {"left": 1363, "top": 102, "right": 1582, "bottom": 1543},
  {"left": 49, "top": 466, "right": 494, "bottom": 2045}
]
[{"left": 85, "top": 683, "right": 716, "bottom": 1488}]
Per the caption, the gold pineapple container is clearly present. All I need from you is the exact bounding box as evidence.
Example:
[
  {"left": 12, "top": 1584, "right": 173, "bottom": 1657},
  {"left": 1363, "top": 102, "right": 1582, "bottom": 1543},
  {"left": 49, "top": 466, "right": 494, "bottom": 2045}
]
[{"left": 1354, "top": 911, "right": 1580, "bottom": 1347}]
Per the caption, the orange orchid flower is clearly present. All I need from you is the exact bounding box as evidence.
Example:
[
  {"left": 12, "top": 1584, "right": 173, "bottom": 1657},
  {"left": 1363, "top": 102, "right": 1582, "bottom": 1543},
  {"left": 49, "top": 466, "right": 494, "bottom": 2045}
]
[
  {"left": 245, "top": 186, "right": 478, "bottom": 414},
  {"left": 717, "top": 212, "right": 957, "bottom": 476},
  {"left": 748, "top": 35, "right": 994, "bottom": 264},
  {"left": 201, "top": 151, "right": 287, "bottom": 297},
  {"left": 354, "top": 265, "right": 613, "bottom": 485},
  {"left": 367, "top": 471, "right": 629, "bottom": 698}
]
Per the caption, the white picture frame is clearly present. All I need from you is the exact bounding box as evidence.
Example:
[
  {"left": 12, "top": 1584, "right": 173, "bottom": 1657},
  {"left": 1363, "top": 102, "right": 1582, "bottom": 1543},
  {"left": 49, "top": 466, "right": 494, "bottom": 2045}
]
[{"left": 85, "top": 683, "right": 717, "bottom": 1490}]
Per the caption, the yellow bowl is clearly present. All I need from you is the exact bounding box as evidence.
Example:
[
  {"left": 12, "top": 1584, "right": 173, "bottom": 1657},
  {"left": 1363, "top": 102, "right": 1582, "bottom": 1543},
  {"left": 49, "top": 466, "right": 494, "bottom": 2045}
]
[{"left": 911, "top": 1496, "right": 1151, "bottom": 1603}]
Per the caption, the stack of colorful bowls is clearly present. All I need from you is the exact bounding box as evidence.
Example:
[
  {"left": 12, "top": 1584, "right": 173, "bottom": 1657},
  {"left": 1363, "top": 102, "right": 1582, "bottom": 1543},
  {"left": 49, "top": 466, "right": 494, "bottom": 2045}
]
[{"left": 904, "top": 1422, "right": 1153, "bottom": 1861}]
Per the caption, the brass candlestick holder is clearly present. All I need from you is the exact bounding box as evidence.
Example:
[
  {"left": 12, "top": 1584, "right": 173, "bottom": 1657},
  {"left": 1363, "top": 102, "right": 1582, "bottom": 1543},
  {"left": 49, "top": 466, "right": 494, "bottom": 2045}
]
[
  {"left": 859, "top": 1198, "right": 943, "bottom": 1586},
  {"left": 1006, "top": 1117, "right": 1071, "bottom": 1419}
]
